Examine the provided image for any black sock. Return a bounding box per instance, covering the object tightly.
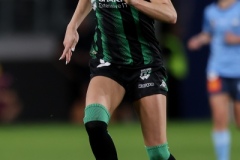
[168,154,176,160]
[85,121,118,160]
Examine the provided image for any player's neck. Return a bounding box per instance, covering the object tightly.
[218,0,236,9]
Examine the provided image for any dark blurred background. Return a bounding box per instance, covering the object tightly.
[0,0,214,124]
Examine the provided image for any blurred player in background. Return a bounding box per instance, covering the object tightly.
[59,0,177,159]
[0,64,22,123]
[188,0,240,159]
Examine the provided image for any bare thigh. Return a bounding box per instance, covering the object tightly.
[233,101,240,128]
[210,93,230,130]
[86,76,125,115]
[134,94,167,146]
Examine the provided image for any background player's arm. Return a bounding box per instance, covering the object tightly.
[125,0,177,23]
[188,32,211,50]
[225,32,240,45]
[59,0,92,64]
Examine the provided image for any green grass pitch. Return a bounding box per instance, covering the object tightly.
[0,121,239,160]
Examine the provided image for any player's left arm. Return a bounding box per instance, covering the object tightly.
[125,0,177,23]
[225,32,240,45]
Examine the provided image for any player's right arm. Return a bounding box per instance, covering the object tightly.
[187,32,211,50]
[59,0,92,64]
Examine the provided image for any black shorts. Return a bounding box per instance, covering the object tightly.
[207,76,240,101]
[89,58,168,101]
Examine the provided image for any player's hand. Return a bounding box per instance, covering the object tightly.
[187,37,201,50]
[59,26,79,65]
[225,32,240,45]
[124,0,140,6]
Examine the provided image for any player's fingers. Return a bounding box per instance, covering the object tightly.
[59,44,71,60]
[59,47,68,60]
[65,53,69,65]
[68,51,72,64]
[65,52,69,65]
[66,49,72,65]
[71,41,78,52]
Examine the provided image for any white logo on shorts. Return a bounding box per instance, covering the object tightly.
[138,83,154,88]
[160,80,168,91]
[160,80,167,88]
[140,68,152,80]
[97,59,111,68]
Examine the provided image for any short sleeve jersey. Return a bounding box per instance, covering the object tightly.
[90,0,163,67]
[203,1,240,77]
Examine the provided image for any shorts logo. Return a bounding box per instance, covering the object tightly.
[138,83,154,88]
[140,68,152,80]
[97,59,111,68]
[160,80,168,91]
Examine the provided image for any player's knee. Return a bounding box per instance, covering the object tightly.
[83,103,110,133]
[146,143,170,160]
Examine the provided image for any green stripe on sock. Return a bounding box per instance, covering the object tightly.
[83,103,110,124]
[146,143,170,160]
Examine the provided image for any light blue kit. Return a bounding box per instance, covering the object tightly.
[203,1,240,78]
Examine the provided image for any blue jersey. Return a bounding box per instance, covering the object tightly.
[203,1,240,77]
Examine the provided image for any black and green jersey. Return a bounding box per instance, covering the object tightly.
[90,0,163,66]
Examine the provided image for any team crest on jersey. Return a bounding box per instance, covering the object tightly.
[140,68,152,80]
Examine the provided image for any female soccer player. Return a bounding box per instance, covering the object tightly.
[60,0,177,159]
[188,0,240,160]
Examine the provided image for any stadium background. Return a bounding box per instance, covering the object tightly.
[0,0,239,160]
